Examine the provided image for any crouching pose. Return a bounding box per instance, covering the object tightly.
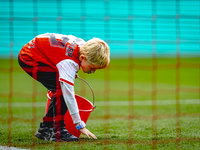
[18,33,110,141]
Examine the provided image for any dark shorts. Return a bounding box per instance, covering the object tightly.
[18,55,68,131]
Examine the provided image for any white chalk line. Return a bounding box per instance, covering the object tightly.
[0,146,29,150]
[0,99,199,107]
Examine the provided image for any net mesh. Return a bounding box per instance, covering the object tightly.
[0,0,199,149]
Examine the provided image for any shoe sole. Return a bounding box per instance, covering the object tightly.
[35,131,49,141]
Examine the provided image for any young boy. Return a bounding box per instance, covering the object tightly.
[18,33,110,142]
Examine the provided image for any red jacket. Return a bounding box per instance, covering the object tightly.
[19,33,84,69]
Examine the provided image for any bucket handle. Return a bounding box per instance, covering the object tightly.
[77,76,96,109]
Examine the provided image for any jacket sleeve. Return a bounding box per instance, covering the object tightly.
[60,82,81,124]
[56,59,81,124]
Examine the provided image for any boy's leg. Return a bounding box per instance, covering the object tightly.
[18,56,56,125]
[49,86,79,141]
[18,57,55,140]
[18,56,79,141]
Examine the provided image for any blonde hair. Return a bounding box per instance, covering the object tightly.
[80,38,110,67]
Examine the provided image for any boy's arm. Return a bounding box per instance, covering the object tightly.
[56,59,82,124]
[61,81,97,139]
[57,59,97,139]
[60,81,81,124]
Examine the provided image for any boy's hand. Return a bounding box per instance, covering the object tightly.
[79,128,97,139]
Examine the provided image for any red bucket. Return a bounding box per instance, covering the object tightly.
[45,77,95,138]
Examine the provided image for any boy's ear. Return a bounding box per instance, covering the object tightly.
[79,54,86,61]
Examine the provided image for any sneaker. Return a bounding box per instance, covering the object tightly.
[50,127,79,142]
[35,126,53,141]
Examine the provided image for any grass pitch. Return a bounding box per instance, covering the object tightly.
[0,57,199,150]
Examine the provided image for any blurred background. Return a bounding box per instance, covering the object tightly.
[1,0,199,58]
[0,0,200,149]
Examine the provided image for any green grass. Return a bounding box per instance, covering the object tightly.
[0,57,200,149]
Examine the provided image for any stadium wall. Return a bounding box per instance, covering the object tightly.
[0,0,199,58]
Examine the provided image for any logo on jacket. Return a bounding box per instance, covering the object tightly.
[66,45,74,57]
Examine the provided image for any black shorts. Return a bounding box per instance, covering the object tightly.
[18,55,68,130]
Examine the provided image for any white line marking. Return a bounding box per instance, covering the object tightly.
[0,99,199,107]
[97,99,200,106]
[0,146,29,150]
